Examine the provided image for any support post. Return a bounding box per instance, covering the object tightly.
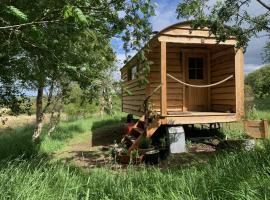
[160,41,167,117]
[235,48,244,120]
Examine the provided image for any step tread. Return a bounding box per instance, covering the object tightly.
[133,127,145,135]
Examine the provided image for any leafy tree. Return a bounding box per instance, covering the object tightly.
[245,65,270,98]
[177,0,270,49]
[0,0,155,142]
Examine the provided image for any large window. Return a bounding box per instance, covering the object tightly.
[128,66,137,81]
[188,57,204,80]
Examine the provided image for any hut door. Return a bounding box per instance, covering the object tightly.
[184,53,209,112]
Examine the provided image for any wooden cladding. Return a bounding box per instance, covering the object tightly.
[120,21,243,120]
[121,67,146,116]
[211,48,236,112]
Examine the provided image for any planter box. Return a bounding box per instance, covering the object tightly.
[138,146,155,155]
[243,119,269,139]
[117,154,144,164]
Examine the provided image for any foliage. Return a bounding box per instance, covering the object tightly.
[1,142,270,199]
[139,136,152,149]
[0,110,270,199]
[245,64,270,98]
[246,105,260,120]
[177,0,270,49]
[0,0,155,140]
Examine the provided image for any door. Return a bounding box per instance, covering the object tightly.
[184,53,209,112]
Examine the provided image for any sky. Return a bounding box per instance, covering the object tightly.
[112,0,269,79]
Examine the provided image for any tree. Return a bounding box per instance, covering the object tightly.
[0,0,155,142]
[177,0,270,49]
[245,65,270,98]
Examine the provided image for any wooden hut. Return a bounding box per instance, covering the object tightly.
[120,21,244,149]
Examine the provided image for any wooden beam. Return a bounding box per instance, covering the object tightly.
[160,41,167,118]
[158,35,237,45]
[235,48,244,120]
[182,50,187,111]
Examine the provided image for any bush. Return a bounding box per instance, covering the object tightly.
[246,65,270,98]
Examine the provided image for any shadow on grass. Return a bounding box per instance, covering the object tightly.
[0,119,88,161]
[91,118,124,147]
[0,125,39,160]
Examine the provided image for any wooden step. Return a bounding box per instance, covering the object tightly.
[137,120,145,129]
[133,127,145,135]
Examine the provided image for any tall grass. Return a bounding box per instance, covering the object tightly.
[0,112,125,160]
[254,96,270,122]
[1,144,270,199]
[1,109,270,199]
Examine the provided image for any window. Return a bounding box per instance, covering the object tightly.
[188,57,204,80]
[128,66,137,81]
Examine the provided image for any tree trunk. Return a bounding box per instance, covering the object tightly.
[32,85,44,143]
[48,109,61,136]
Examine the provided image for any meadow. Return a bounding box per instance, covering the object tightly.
[0,98,269,200]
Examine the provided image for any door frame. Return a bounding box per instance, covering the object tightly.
[181,49,211,112]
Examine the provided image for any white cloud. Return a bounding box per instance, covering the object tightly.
[244,64,264,74]
[150,1,179,31]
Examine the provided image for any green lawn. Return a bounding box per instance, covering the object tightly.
[0,109,270,199]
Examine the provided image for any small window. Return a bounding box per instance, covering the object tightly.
[128,66,137,81]
[188,57,204,80]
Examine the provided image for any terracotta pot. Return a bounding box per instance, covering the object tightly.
[138,146,155,155]
[118,154,131,164]
[118,154,144,164]
[132,155,144,164]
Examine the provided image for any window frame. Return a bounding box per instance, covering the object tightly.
[188,57,204,80]
[128,65,137,81]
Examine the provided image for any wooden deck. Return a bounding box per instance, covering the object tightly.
[156,110,237,124]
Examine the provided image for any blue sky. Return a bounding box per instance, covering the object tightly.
[112,0,268,78]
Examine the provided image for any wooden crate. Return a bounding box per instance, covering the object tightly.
[243,120,269,139]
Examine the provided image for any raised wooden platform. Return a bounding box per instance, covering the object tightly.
[157,111,237,124]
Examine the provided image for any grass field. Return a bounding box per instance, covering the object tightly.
[0,98,270,199]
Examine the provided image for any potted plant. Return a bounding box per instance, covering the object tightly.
[158,137,168,160]
[117,145,131,164]
[145,149,160,165]
[138,136,154,155]
[130,149,144,164]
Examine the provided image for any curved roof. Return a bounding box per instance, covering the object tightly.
[120,20,235,71]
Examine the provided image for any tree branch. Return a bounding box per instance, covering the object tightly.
[0,20,60,30]
[256,0,270,11]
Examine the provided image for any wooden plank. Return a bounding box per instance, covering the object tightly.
[212,93,236,100]
[211,75,235,83]
[150,94,183,101]
[123,104,141,111]
[235,48,244,120]
[212,104,236,112]
[211,99,236,105]
[123,95,145,101]
[158,35,236,45]
[211,86,235,94]
[123,89,145,96]
[123,100,144,106]
[123,108,144,116]
[207,52,211,111]
[211,54,234,66]
[182,49,187,111]
[161,41,167,116]
[211,47,234,60]
[263,120,269,138]
[212,66,235,77]
[211,80,235,87]
[166,115,237,124]
[244,120,269,139]
[163,29,212,37]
